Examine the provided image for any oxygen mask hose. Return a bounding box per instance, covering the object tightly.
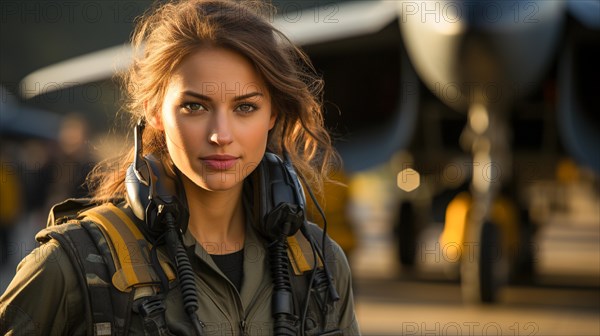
[162,209,204,336]
[269,234,297,336]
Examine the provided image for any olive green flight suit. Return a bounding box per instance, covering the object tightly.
[0,214,360,335]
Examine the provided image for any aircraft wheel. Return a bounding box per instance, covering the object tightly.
[461,221,508,303]
[397,202,418,267]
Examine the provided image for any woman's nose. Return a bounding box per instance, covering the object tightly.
[208,130,233,145]
[208,116,233,146]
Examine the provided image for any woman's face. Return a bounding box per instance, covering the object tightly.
[152,47,276,192]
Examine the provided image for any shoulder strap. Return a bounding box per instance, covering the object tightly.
[78,203,176,292]
[287,229,322,275]
[37,220,132,336]
[39,200,177,335]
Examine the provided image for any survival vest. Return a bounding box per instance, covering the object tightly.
[37,198,340,336]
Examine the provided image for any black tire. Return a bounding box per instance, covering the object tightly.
[479,221,503,303]
[461,220,508,303]
[397,202,418,267]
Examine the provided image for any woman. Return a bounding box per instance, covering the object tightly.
[0,0,360,335]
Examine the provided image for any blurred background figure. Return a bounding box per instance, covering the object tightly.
[19,140,55,214]
[45,113,95,207]
[0,142,23,272]
[0,86,62,292]
[0,110,97,293]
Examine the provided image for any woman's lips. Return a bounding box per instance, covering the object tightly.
[201,155,238,170]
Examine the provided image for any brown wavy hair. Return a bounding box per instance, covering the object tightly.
[88,0,340,201]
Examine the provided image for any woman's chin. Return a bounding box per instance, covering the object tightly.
[193,173,245,192]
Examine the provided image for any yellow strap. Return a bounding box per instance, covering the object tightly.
[287,236,309,275]
[81,207,141,289]
[80,204,175,292]
[287,233,322,275]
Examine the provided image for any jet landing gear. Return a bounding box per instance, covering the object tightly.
[459,104,513,303]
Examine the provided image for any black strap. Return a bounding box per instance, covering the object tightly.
[48,230,95,336]
[60,224,115,335]
[81,221,134,335]
[52,222,134,336]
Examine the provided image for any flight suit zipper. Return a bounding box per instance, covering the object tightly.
[225,278,248,336]
[239,319,247,336]
[238,280,271,335]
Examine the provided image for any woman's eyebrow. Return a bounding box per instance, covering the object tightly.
[181,90,263,101]
[233,92,263,101]
[182,90,212,101]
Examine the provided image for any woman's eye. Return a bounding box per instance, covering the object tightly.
[235,103,257,114]
[183,103,206,112]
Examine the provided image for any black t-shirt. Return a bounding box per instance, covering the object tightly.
[210,249,244,292]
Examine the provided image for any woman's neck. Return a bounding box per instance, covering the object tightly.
[181,176,246,255]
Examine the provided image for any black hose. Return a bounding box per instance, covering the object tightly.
[301,237,319,335]
[302,234,334,332]
[302,226,340,304]
[163,212,204,336]
[268,236,297,336]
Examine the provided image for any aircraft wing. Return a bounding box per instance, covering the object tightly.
[17,0,418,172]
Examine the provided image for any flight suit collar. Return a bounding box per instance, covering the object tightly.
[181,211,269,311]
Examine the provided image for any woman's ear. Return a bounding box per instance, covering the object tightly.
[145,101,164,130]
[269,110,277,130]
